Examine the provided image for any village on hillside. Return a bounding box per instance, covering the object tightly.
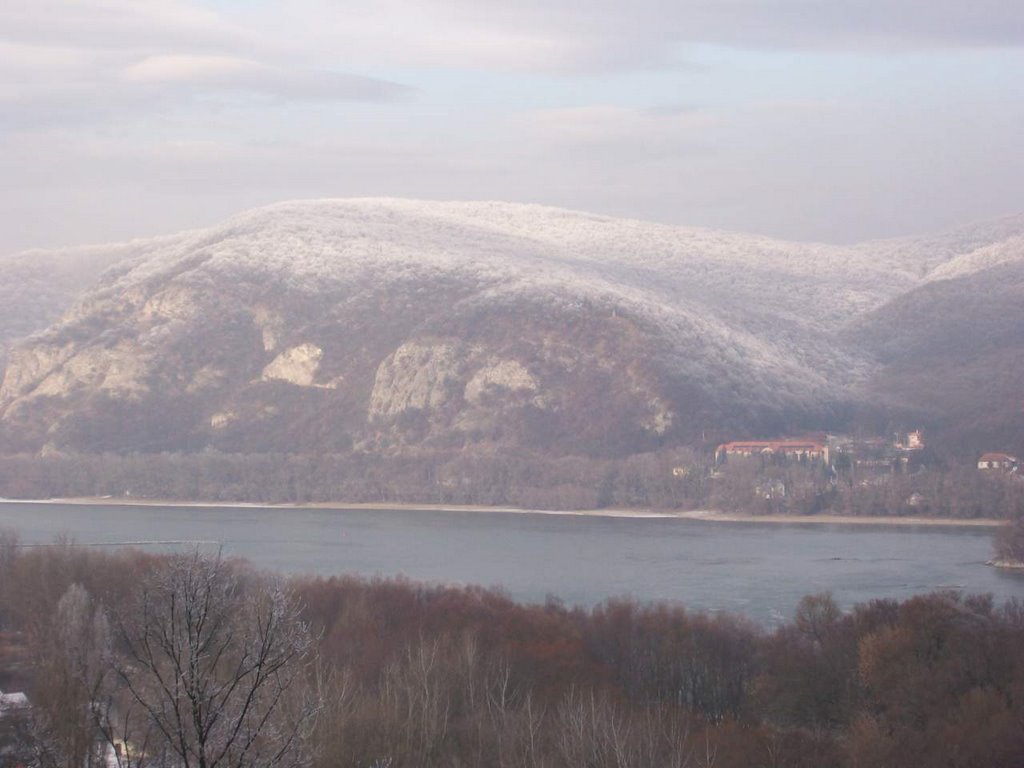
[707,429,1020,512]
[717,429,1018,475]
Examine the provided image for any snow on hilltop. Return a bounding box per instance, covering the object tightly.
[80,198,921,325]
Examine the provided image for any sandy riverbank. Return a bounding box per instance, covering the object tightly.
[0,497,1007,528]
[988,558,1024,570]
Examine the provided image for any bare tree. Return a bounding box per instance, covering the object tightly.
[995,516,1024,564]
[113,552,319,768]
[31,583,110,768]
[0,528,18,631]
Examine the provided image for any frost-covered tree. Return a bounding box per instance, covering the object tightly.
[31,583,111,768]
[113,552,319,768]
[995,516,1024,565]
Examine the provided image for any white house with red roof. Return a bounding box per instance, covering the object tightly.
[978,452,1019,471]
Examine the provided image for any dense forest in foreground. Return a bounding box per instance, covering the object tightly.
[2,539,1024,767]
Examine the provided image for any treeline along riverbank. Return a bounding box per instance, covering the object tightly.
[1,536,1023,767]
[2,450,1024,519]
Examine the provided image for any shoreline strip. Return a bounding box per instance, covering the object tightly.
[0,497,1006,528]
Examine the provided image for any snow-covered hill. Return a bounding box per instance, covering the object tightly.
[1,199,1022,457]
[853,212,1024,281]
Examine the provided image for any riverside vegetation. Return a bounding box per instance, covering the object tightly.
[2,450,1024,518]
[2,538,1024,767]
[3,450,1024,564]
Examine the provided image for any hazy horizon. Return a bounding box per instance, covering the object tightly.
[3,0,1024,256]
[7,195,1024,259]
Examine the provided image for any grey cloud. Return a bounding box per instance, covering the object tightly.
[120,55,411,102]
[0,0,246,52]
[0,2,412,130]
[644,103,704,118]
[266,70,412,101]
[328,0,1024,72]
[0,69,408,132]
[438,0,1024,50]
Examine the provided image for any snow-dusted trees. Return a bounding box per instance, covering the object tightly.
[31,583,111,768]
[995,515,1024,565]
[112,552,320,768]
[24,553,320,768]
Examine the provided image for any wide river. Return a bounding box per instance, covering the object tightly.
[2,502,1022,624]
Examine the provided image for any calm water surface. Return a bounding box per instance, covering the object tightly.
[2,502,1022,624]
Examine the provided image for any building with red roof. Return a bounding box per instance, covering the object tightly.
[716,438,829,464]
[978,453,1018,471]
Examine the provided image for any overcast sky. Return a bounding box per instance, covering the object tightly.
[2,0,1024,254]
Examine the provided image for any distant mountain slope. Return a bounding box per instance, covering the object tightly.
[0,242,155,369]
[1,199,1022,459]
[846,256,1024,457]
[852,212,1024,281]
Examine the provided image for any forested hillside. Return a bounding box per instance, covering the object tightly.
[847,257,1024,457]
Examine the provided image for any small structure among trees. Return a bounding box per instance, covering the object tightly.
[889,429,926,451]
[978,452,1019,472]
[0,689,31,767]
[715,437,830,465]
[0,690,29,713]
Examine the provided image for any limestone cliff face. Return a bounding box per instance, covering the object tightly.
[29,341,151,400]
[0,284,689,456]
[0,343,76,402]
[262,343,328,388]
[464,359,537,405]
[369,341,464,418]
